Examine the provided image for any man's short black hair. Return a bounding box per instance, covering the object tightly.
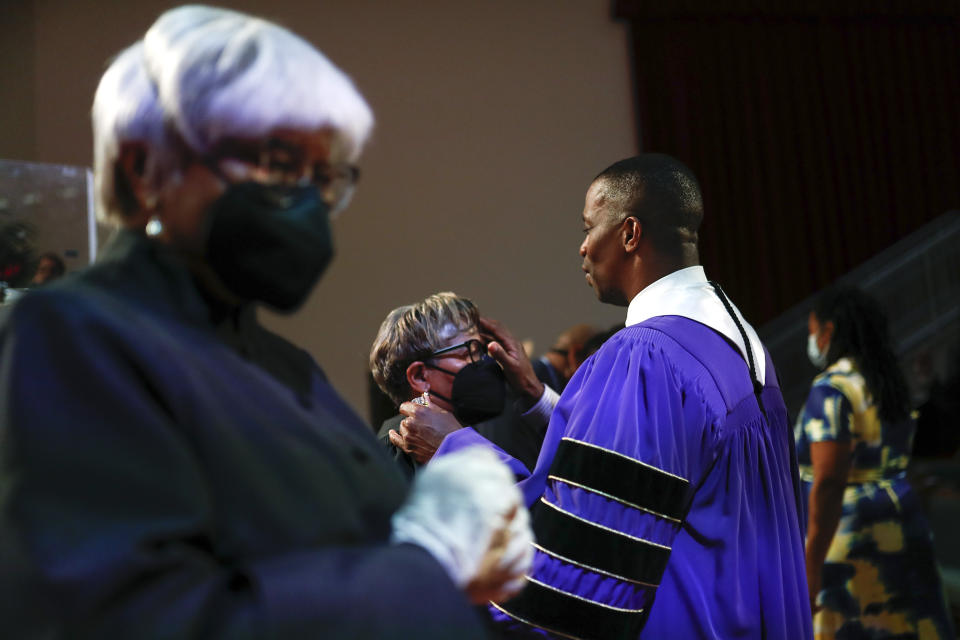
[593,153,703,253]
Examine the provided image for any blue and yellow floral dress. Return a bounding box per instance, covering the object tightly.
[796,357,953,640]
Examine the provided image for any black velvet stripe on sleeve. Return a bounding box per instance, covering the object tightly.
[496,578,649,640]
[550,438,690,521]
[532,499,671,586]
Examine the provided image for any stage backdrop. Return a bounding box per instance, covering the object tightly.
[614,0,960,324]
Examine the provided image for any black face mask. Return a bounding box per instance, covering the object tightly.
[426,356,506,426]
[204,182,333,312]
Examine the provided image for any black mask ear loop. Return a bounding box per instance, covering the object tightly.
[420,362,454,404]
[424,388,452,405]
[709,281,767,421]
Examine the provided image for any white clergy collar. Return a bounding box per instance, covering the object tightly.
[625,265,766,384]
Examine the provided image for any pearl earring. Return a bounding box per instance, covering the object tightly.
[145,215,163,237]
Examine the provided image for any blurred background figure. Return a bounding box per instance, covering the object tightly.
[532,322,598,393]
[0,6,531,638]
[580,322,624,361]
[369,292,557,478]
[0,220,37,304]
[29,251,65,286]
[796,286,953,639]
[913,344,960,460]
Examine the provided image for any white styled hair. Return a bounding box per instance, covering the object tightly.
[92,43,167,223]
[91,4,374,224]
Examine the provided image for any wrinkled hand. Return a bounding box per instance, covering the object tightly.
[479,315,544,407]
[389,400,463,464]
[390,447,534,604]
[465,503,532,603]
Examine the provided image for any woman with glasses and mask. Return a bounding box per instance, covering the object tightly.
[0,6,533,638]
[796,286,952,639]
[370,292,559,478]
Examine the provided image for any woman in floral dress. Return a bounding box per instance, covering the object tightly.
[796,286,953,639]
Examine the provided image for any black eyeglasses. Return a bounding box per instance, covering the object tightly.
[428,339,487,363]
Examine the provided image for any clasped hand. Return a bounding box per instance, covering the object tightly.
[389,447,533,605]
[389,401,463,464]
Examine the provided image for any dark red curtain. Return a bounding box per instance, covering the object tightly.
[614,1,960,324]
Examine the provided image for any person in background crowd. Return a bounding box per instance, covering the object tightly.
[531,323,597,393]
[580,322,624,360]
[797,286,953,639]
[30,251,66,286]
[0,6,531,638]
[370,292,558,478]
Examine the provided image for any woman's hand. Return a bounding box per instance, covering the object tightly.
[804,439,851,616]
[464,504,531,603]
[805,559,822,614]
[389,447,533,604]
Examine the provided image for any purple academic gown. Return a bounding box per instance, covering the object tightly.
[437,315,812,639]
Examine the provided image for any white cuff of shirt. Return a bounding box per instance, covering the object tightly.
[520,384,559,426]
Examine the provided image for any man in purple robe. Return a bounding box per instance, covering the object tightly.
[430,154,813,638]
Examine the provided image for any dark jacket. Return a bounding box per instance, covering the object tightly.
[0,229,487,639]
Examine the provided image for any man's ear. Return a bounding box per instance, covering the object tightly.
[406,361,430,395]
[621,216,642,252]
[116,141,158,213]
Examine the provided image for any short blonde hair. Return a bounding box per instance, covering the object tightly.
[370,292,479,406]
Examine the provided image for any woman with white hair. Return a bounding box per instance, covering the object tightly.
[0,6,530,638]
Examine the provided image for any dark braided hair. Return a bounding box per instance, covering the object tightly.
[813,286,910,423]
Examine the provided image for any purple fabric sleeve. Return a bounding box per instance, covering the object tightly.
[435,427,533,481]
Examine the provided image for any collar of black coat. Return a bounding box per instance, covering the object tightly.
[96,228,254,334]
[95,228,316,399]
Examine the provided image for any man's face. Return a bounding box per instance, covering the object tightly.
[580,180,627,305]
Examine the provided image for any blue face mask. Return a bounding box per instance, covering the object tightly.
[807,333,829,369]
[204,182,333,312]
